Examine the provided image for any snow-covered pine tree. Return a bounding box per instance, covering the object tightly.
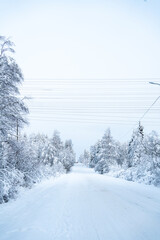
[127,122,145,168]
[51,130,63,159]
[95,129,116,174]
[61,140,75,172]
[89,140,101,168]
[143,131,160,185]
[78,149,90,167]
[0,36,28,202]
[0,36,28,139]
[115,141,127,167]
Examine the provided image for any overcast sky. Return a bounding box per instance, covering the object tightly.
[1,0,160,156]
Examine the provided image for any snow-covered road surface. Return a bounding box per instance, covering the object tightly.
[0,164,160,240]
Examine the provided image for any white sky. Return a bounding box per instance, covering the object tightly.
[1,0,160,156]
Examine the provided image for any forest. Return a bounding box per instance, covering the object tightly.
[0,36,75,203]
[79,125,160,186]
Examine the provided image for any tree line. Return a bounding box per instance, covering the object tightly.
[79,124,160,186]
[0,36,75,203]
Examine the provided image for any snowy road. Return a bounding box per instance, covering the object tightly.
[0,164,160,240]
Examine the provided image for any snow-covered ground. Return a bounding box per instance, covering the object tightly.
[0,164,160,240]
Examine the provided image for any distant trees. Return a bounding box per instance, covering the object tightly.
[0,131,76,203]
[0,130,76,203]
[0,36,76,204]
[79,150,90,167]
[79,125,160,186]
[61,139,76,172]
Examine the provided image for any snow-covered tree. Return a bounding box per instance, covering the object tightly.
[89,140,101,168]
[0,36,76,204]
[143,131,160,185]
[42,140,57,167]
[95,129,116,174]
[0,36,28,140]
[51,131,63,158]
[80,125,160,186]
[127,122,145,168]
[61,140,75,172]
[144,131,160,159]
[78,149,90,167]
[115,142,127,167]
[0,36,28,202]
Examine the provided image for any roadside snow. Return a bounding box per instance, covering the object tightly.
[0,163,160,240]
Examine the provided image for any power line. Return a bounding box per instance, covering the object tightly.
[29,115,160,120]
[29,107,160,110]
[21,96,160,100]
[28,110,160,115]
[28,117,160,126]
[23,82,148,85]
[21,93,160,96]
[28,117,158,123]
[28,108,160,112]
[121,95,160,139]
[24,78,160,81]
[20,77,160,136]
[139,96,160,122]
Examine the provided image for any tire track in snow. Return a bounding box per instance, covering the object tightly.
[50,176,73,240]
[0,164,160,240]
